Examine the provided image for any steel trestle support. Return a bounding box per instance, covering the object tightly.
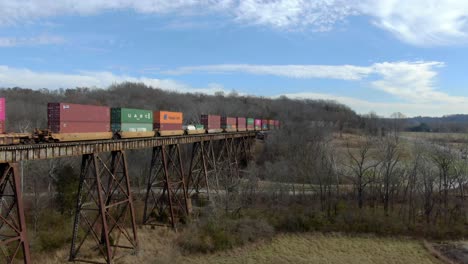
[69,151,138,264]
[143,145,189,229]
[0,163,31,264]
[186,141,219,201]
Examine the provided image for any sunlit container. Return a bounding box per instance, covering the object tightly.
[48,103,110,123]
[48,103,110,133]
[49,121,110,133]
[237,117,246,131]
[154,111,183,124]
[262,119,268,130]
[153,111,184,136]
[111,108,153,124]
[268,119,275,130]
[201,114,222,133]
[221,116,237,132]
[0,98,5,121]
[247,118,254,131]
[184,124,205,135]
[0,98,5,133]
[274,120,280,129]
[254,119,262,130]
[111,123,153,132]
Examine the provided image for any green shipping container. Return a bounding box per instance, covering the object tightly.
[112,123,153,132]
[111,108,153,124]
[247,118,254,124]
[194,124,204,129]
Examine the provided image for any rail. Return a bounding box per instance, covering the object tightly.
[0,131,257,163]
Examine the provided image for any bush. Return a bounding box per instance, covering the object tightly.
[178,215,274,253]
[34,210,71,252]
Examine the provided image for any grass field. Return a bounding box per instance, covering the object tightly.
[36,230,443,264]
[181,234,443,264]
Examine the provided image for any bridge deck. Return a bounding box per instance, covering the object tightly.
[0,131,257,163]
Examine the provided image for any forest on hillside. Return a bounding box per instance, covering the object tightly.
[0,83,467,262]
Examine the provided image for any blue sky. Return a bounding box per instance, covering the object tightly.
[1,1,468,117]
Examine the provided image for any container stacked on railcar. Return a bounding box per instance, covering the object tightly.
[154,111,184,136]
[274,120,280,129]
[111,108,154,138]
[221,116,237,132]
[0,98,5,134]
[47,103,112,141]
[268,119,275,130]
[201,114,222,133]
[237,117,247,132]
[246,118,254,131]
[184,124,205,135]
[261,119,268,130]
[254,119,261,131]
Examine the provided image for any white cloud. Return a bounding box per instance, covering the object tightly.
[0,35,64,47]
[359,1,468,46]
[1,1,468,45]
[280,92,468,117]
[163,64,372,80]
[162,61,468,108]
[0,65,225,94]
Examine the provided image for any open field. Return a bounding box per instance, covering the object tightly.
[35,229,444,264]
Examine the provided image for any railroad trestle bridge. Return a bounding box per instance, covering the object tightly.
[0,131,257,263]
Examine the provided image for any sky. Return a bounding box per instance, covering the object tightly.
[1,1,468,117]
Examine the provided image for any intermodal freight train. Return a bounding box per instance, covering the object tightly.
[0,100,280,145]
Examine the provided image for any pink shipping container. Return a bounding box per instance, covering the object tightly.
[254,119,262,130]
[0,98,5,121]
[49,122,110,133]
[201,115,221,130]
[237,117,246,131]
[48,103,110,123]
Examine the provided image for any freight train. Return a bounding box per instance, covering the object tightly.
[0,100,280,145]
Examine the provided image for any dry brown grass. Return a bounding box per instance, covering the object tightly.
[182,233,443,264]
[36,229,443,264]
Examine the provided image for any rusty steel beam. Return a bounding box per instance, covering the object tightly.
[0,132,257,163]
[143,145,189,229]
[0,163,31,264]
[69,151,138,264]
[186,141,219,201]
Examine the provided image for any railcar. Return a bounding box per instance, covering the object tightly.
[0,99,279,145]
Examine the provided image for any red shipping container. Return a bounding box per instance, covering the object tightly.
[237,117,246,131]
[262,119,268,130]
[154,123,182,130]
[268,119,275,129]
[221,116,237,129]
[49,121,110,133]
[201,115,221,130]
[0,98,5,121]
[0,120,4,134]
[48,103,110,123]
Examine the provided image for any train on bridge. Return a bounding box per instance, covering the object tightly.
[0,99,280,145]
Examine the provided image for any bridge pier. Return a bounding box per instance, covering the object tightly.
[69,150,138,264]
[186,140,219,201]
[0,163,31,264]
[143,145,189,229]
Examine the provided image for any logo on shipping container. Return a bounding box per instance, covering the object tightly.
[63,105,70,109]
[164,114,167,120]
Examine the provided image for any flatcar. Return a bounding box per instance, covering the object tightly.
[0,99,280,145]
